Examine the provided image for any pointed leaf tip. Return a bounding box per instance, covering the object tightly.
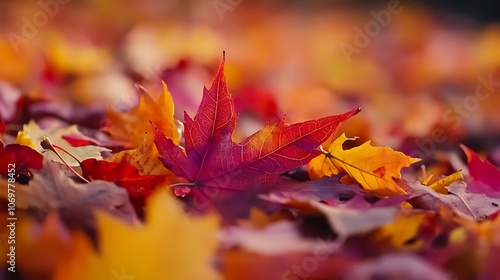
[155,56,359,196]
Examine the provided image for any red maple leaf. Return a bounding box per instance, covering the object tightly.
[153,55,360,199]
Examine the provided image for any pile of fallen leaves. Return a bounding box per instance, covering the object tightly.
[1,54,500,280]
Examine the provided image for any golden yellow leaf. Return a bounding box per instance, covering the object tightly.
[426,170,463,194]
[308,134,420,196]
[107,84,181,186]
[105,82,179,147]
[52,190,220,280]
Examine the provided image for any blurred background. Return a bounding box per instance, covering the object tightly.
[1,0,500,169]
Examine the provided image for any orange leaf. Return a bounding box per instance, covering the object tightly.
[105,83,179,147]
[52,190,220,280]
[309,134,420,196]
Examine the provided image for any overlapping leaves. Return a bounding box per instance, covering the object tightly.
[153,56,360,196]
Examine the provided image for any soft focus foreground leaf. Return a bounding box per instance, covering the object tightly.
[311,201,399,241]
[17,121,110,166]
[153,56,360,195]
[224,250,355,280]
[105,83,179,147]
[221,221,337,255]
[371,212,429,250]
[52,190,220,280]
[15,213,74,279]
[471,214,500,279]
[309,134,420,196]
[344,254,449,280]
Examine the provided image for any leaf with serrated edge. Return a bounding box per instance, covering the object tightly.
[153,55,359,194]
[309,133,420,196]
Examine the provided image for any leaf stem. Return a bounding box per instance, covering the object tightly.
[167,182,198,188]
[40,137,90,183]
[325,152,389,182]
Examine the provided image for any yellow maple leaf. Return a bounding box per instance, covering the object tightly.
[109,137,168,176]
[424,170,463,194]
[105,82,179,147]
[308,134,420,196]
[52,190,220,280]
